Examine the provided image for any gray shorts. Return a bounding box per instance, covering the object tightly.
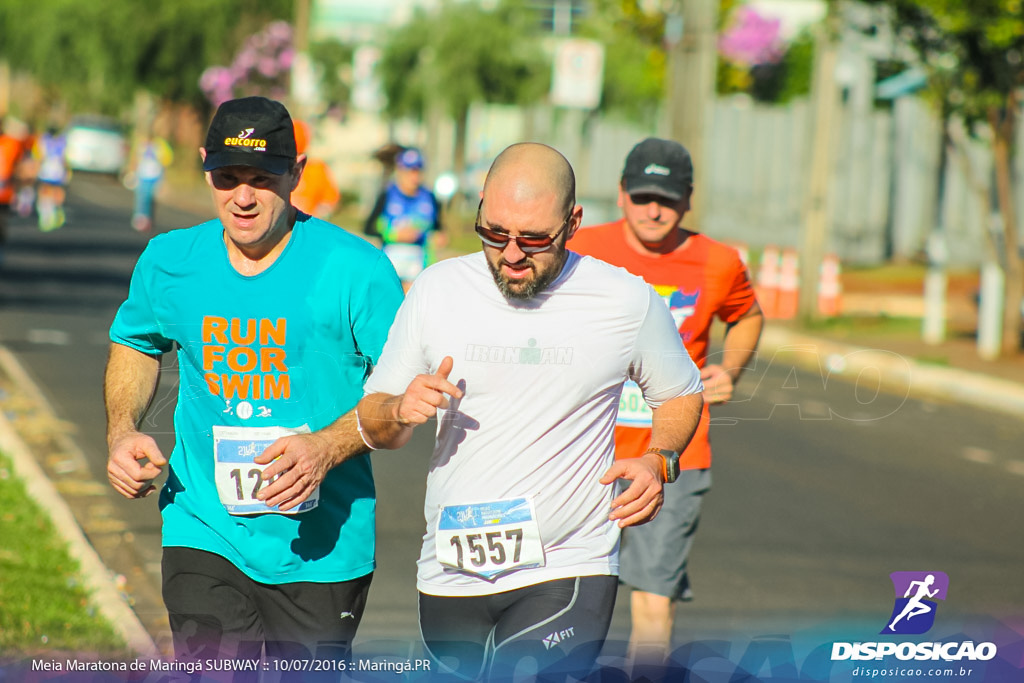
[618,468,711,600]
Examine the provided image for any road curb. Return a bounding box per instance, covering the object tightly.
[0,345,158,657]
[761,328,1024,419]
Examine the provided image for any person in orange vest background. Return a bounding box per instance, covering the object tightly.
[290,119,340,219]
[0,119,30,260]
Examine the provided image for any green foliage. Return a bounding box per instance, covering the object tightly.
[309,39,354,109]
[717,60,752,96]
[765,30,815,103]
[580,0,812,119]
[0,0,291,119]
[0,452,126,654]
[863,0,1024,124]
[576,0,666,123]
[376,0,548,123]
[376,12,430,121]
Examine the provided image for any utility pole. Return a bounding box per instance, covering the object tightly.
[289,0,314,119]
[294,0,310,54]
[798,10,841,320]
[664,0,719,230]
[0,60,9,117]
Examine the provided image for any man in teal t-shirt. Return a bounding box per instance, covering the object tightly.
[105,97,403,663]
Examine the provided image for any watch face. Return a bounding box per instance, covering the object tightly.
[646,448,680,482]
[663,450,680,483]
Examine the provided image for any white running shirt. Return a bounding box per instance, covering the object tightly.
[364,251,702,596]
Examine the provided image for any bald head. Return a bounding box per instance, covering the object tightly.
[483,143,576,215]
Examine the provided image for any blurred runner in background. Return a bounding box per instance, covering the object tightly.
[11,122,38,218]
[0,120,29,261]
[364,146,445,289]
[290,119,340,219]
[130,133,173,232]
[35,126,70,232]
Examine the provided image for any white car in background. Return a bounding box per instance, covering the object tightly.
[64,116,128,176]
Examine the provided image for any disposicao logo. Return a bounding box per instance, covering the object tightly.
[830,571,997,663]
[882,571,948,635]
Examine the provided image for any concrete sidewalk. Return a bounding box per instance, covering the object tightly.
[760,326,1024,420]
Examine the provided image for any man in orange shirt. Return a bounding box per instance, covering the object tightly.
[571,137,763,665]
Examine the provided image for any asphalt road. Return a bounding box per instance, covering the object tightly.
[1,174,1022,667]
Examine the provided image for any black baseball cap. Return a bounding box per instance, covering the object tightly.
[621,137,693,201]
[202,96,297,175]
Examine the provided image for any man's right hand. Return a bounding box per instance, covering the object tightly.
[395,356,463,426]
[107,432,167,499]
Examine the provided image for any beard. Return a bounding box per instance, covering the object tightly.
[486,255,564,300]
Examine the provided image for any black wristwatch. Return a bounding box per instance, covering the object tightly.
[645,448,681,484]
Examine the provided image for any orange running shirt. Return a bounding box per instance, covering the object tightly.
[570,219,756,469]
[0,134,26,205]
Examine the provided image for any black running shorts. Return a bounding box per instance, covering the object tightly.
[162,546,372,663]
[418,574,617,682]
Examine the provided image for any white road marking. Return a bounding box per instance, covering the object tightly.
[961,447,994,464]
[27,329,71,346]
[1005,461,1024,477]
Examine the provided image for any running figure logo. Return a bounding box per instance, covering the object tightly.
[881,571,949,635]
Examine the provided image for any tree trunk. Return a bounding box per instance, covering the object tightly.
[447,106,470,237]
[798,18,840,321]
[453,106,468,180]
[666,0,719,230]
[990,106,1023,356]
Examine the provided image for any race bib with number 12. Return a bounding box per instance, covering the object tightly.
[212,425,318,515]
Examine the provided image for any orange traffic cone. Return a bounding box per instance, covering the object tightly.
[776,248,799,320]
[818,253,842,316]
[755,245,780,319]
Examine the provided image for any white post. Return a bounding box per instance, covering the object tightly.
[922,231,947,345]
[977,261,1004,360]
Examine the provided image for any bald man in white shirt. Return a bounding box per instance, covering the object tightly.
[357,142,704,682]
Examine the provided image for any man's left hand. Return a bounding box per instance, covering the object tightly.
[701,364,735,404]
[255,434,336,511]
[600,453,664,528]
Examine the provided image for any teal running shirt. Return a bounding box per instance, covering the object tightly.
[110,214,403,583]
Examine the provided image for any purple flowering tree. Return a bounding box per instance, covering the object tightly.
[718,6,784,67]
[199,21,295,107]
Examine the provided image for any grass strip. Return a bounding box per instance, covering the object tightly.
[0,451,125,655]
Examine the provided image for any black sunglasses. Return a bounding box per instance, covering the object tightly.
[474,201,573,253]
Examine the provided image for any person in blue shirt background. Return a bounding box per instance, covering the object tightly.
[130,134,173,232]
[364,146,446,288]
[34,126,69,232]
